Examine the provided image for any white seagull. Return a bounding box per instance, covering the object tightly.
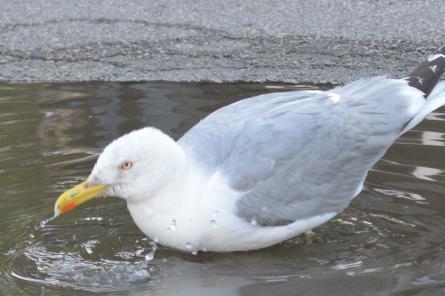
[54,46,445,253]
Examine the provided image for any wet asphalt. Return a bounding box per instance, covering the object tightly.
[0,0,444,83]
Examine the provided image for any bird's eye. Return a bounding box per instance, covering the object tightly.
[119,160,133,171]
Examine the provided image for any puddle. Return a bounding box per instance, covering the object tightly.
[0,82,445,295]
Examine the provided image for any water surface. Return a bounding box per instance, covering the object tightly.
[1,82,445,295]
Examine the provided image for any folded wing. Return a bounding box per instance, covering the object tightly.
[179,77,426,226]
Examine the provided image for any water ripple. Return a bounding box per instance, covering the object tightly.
[2,217,159,293]
[1,82,445,295]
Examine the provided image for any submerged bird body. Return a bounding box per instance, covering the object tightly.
[55,47,445,252]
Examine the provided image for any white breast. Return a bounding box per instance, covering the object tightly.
[127,170,337,252]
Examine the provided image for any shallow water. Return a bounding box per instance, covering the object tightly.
[1,81,445,295]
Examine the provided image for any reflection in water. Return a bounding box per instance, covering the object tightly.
[1,82,445,295]
[412,166,443,182]
[420,131,445,147]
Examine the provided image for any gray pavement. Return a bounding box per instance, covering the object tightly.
[0,0,444,83]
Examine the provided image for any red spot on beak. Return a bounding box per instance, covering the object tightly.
[62,202,76,213]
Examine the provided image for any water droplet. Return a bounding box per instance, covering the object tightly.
[167,219,177,231]
[250,219,258,226]
[185,242,192,249]
[145,243,158,262]
[192,250,198,255]
[261,206,267,212]
[145,252,155,262]
[153,237,159,243]
[81,240,99,255]
[212,210,219,218]
[84,246,93,255]
[162,257,168,263]
[210,219,218,228]
[85,216,103,221]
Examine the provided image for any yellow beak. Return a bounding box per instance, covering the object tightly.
[54,180,108,216]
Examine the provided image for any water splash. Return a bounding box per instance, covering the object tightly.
[7,242,158,293]
[5,214,160,293]
[145,240,158,263]
[37,216,57,230]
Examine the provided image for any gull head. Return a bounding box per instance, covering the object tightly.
[53,127,186,216]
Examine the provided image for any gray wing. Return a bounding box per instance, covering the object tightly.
[178,77,425,226]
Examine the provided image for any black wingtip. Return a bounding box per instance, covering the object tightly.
[406,44,445,97]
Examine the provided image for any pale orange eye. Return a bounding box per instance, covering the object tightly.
[119,160,133,171]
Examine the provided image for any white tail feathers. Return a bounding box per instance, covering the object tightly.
[401,80,445,134]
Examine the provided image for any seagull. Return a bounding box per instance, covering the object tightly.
[54,45,445,253]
